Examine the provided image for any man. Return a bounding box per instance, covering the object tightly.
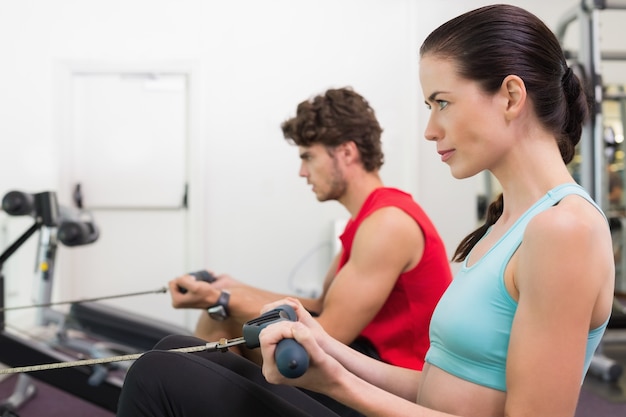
[169,87,451,370]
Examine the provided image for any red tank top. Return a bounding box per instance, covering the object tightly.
[338,187,452,370]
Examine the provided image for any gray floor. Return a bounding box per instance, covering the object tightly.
[0,374,115,417]
[576,334,626,417]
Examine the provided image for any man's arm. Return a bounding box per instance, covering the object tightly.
[314,206,425,344]
[169,206,422,345]
[169,273,323,322]
[168,252,339,328]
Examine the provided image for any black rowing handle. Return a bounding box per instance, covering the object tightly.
[177,270,216,294]
[243,304,309,378]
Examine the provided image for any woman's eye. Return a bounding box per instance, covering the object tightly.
[424,100,448,111]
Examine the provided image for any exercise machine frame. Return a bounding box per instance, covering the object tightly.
[556,0,626,383]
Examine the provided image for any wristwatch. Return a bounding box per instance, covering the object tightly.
[207,290,230,321]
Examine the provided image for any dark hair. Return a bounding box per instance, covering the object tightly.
[420,4,590,262]
[281,87,384,171]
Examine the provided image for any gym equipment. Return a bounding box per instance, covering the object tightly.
[0,304,309,379]
[556,0,626,384]
[0,189,306,410]
[0,191,62,329]
[587,297,626,381]
[177,269,216,294]
[0,190,108,412]
[56,206,99,247]
[0,287,167,312]
[240,304,309,378]
[0,190,193,412]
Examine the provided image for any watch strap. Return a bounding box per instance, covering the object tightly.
[207,290,230,320]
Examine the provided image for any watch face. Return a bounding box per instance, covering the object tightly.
[208,305,227,321]
[208,290,230,321]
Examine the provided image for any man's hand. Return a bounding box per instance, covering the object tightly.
[168,271,244,309]
[210,273,240,291]
[168,273,219,309]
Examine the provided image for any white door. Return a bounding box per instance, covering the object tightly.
[56,68,200,330]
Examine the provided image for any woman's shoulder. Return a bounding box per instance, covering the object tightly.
[528,192,607,238]
[519,193,613,286]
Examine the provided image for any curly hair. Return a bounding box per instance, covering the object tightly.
[281,87,384,171]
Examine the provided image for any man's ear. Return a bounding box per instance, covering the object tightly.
[337,141,359,165]
[501,74,527,121]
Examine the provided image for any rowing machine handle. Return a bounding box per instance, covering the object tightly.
[177,270,216,294]
[275,338,309,379]
[243,304,309,378]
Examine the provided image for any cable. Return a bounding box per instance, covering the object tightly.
[286,241,331,296]
[0,343,212,375]
[0,287,167,312]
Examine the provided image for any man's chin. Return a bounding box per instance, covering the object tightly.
[314,192,329,202]
[316,194,338,203]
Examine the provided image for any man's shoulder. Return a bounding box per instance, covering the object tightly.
[366,187,421,210]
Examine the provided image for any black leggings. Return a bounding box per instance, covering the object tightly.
[116,335,366,417]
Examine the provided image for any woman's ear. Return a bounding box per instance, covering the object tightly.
[501,74,527,121]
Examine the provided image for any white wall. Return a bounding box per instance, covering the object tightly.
[0,0,623,330]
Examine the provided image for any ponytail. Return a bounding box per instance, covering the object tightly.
[453,193,504,262]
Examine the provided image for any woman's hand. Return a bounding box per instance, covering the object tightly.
[258,298,346,394]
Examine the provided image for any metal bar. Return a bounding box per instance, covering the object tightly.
[605,92,626,100]
[590,7,605,207]
[0,222,41,265]
[80,206,186,211]
[555,3,582,42]
[593,0,626,10]
[564,50,626,61]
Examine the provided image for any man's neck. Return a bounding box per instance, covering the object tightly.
[339,173,384,218]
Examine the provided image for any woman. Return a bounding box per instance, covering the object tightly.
[117,5,614,417]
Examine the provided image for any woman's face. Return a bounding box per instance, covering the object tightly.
[419,55,512,179]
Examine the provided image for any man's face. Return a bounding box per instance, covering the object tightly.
[298,144,347,202]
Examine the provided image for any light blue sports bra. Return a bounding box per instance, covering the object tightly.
[425,183,609,391]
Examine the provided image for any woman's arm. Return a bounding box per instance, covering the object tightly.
[259,300,453,417]
[504,202,613,416]
[261,299,421,401]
